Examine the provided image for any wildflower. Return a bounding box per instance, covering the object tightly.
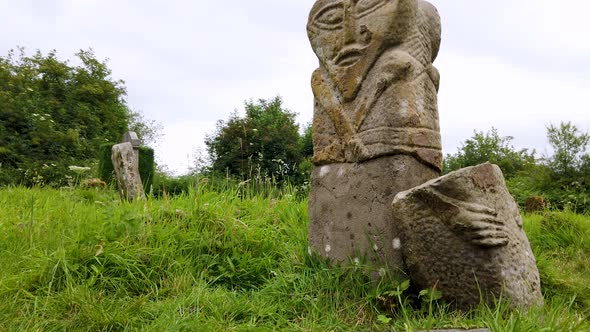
[69,165,91,173]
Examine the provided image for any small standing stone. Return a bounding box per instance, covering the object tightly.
[122,131,141,160]
[111,142,144,201]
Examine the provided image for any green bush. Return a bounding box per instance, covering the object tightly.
[138,146,154,192]
[98,144,116,186]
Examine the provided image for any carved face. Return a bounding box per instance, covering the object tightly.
[308,0,416,101]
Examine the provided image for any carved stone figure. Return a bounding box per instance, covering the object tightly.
[307,0,442,266]
[392,163,543,309]
[306,0,542,309]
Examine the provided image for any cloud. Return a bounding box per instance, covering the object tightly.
[438,50,590,156]
[1,0,588,174]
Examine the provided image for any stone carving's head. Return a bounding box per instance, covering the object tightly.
[307,0,417,100]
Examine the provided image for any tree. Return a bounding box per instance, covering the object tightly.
[443,128,536,178]
[300,122,314,159]
[128,109,164,148]
[546,122,589,178]
[0,47,160,186]
[205,96,302,182]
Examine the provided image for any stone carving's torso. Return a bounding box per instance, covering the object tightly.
[308,0,442,171]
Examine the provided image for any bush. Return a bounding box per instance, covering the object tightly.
[98,144,116,186]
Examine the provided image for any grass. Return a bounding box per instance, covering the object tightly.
[0,183,588,331]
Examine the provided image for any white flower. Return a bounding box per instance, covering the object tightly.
[69,165,91,173]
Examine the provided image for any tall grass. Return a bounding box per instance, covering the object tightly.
[0,184,588,331]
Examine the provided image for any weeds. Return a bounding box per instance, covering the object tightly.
[0,185,588,331]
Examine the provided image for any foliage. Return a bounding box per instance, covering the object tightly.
[205,96,302,183]
[508,122,590,213]
[300,122,314,159]
[524,212,590,310]
[547,122,589,178]
[98,143,116,186]
[0,186,588,331]
[0,47,159,187]
[443,128,536,178]
[138,146,155,192]
[128,109,164,148]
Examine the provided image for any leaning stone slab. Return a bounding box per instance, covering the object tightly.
[112,142,144,201]
[392,163,542,309]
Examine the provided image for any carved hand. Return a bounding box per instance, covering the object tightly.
[416,187,510,248]
[451,201,509,248]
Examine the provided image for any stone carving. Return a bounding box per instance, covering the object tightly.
[307,0,442,265]
[307,0,442,167]
[122,131,141,147]
[122,131,141,160]
[306,0,542,309]
[392,163,542,309]
[111,142,144,201]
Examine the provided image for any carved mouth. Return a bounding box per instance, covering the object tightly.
[333,47,365,67]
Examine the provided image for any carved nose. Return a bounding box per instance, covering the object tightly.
[343,5,357,44]
[343,10,371,45]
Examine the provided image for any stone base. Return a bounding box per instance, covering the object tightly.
[308,155,438,269]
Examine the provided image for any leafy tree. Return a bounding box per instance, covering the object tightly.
[205,96,302,182]
[300,122,314,159]
[443,128,536,178]
[546,122,589,178]
[128,109,164,148]
[0,47,160,186]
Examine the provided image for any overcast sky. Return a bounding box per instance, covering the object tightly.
[1,0,589,174]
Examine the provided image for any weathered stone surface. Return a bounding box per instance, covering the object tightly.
[112,142,144,201]
[122,131,141,160]
[307,0,443,265]
[392,163,543,309]
[122,131,141,148]
[309,155,438,267]
[307,0,442,170]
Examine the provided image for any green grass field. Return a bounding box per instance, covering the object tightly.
[0,184,588,331]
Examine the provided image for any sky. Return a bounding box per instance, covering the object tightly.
[1,0,589,175]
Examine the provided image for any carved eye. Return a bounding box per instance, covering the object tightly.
[355,0,388,17]
[313,3,345,30]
